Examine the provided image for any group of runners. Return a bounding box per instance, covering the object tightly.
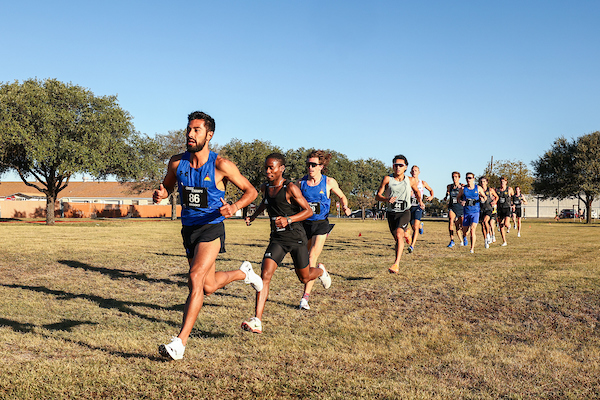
[153,111,527,360]
[154,111,352,360]
[441,171,527,254]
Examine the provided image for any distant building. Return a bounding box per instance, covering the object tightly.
[0,181,179,219]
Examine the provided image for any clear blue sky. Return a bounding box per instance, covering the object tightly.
[2,0,599,197]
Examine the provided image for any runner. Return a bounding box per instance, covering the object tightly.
[375,155,424,273]
[478,176,498,248]
[443,172,464,247]
[242,153,331,334]
[496,176,514,246]
[154,111,262,360]
[512,186,528,237]
[296,150,351,310]
[457,172,487,253]
[407,165,434,253]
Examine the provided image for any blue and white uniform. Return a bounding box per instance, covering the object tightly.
[462,185,481,226]
[299,175,332,239]
[176,151,226,257]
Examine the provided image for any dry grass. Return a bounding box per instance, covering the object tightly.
[1,217,599,399]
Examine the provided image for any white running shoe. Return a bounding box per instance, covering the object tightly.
[240,261,263,292]
[470,249,474,254]
[299,298,310,310]
[502,242,507,247]
[484,240,489,249]
[492,235,496,243]
[241,317,262,334]
[318,264,331,289]
[517,232,521,237]
[158,337,185,360]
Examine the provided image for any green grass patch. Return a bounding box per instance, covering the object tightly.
[1,218,599,399]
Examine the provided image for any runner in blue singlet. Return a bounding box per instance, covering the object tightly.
[153,111,260,360]
[457,172,487,253]
[296,150,351,310]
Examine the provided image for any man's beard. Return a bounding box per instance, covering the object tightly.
[187,139,207,153]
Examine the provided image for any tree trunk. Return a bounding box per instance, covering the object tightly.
[170,191,178,220]
[46,194,56,225]
[586,196,593,224]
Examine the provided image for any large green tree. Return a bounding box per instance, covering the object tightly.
[532,131,600,223]
[0,78,157,225]
[482,159,534,193]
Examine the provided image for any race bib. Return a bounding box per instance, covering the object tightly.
[411,197,419,206]
[182,186,208,208]
[450,197,457,205]
[394,200,408,211]
[499,197,506,204]
[308,202,321,214]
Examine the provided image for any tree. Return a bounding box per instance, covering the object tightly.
[0,78,157,225]
[220,139,282,212]
[349,158,389,219]
[482,158,534,193]
[532,131,600,224]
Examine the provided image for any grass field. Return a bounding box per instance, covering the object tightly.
[1,217,599,399]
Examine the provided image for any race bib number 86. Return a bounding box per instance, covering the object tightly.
[182,186,208,208]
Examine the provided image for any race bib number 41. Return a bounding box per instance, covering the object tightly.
[182,186,208,208]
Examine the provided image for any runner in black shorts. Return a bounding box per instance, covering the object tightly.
[496,176,514,246]
[296,150,351,310]
[242,153,330,334]
[154,111,261,360]
[375,154,423,273]
[443,172,464,247]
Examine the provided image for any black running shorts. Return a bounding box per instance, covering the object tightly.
[387,209,411,233]
[181,222,225,258]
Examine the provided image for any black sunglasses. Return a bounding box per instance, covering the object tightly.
[306,162,321,168]
[393,163,406,168]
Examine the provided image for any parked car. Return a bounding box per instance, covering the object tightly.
[350,209,374,219]
[559,209,575,219]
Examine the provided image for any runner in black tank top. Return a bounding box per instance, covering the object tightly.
[242,153,330,334]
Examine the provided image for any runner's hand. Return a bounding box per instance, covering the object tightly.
[219,198,236,218]
[153,184,168,204]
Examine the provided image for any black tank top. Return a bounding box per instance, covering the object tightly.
[497,188,511,209]
[481,187,492,211]
[264,180,303,237]
[512,194,522,208]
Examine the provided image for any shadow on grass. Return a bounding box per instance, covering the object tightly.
[0,317,98,333]
[1,283,185,327]
[58,259,188,288]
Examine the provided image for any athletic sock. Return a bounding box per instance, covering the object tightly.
[302,293,310,301]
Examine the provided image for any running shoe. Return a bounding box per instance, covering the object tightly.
[419,223,424,235]
[388,263,399,274]
[299,298,310,310]
[158,337,185,360]
[240,261,263,292]
[492,235,497,243]
[318,264,331,289]
[470,249,474,254]
[408,245,414,253]
[517,232,521,237]
[447,240,455,248]
[241,317,262,334]
[501,242,507,247]
[484,239,489,249]
[463,237,468,247]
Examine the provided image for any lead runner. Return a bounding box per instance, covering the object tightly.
[153,111,262,360]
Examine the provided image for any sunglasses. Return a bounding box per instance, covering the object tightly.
[393,163,406,168]
[306,162,321,168]
[466,176,474,180]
